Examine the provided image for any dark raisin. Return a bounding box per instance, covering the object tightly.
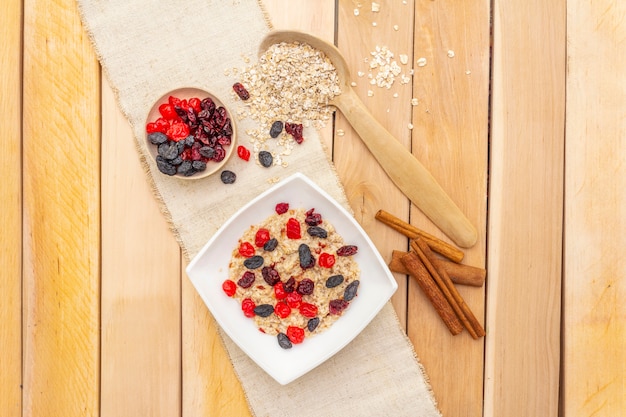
[253,304,274,317]
[192,160,207,172]
[297,278,314,295]
[337,245,358,256]
[156,156,177,176]
[243,255,264,269]
[344,280,360,301]
[269,121,283,138]
[329,299,349,315]
[199,146,215,159]
[298,244,315,269]
[184,135,195,147]
[261,266,281,286]
[258,150,273,167]
[170,155,183,166]
[277,332,292,349]
[304,208,322,226]
[220,170,236,184]
[177,160,193,176]
[307,317,320,332]
[232,82,250,100]
[307,226,328,238]
[237,271,255,288]
[325,274,344,288]
[283,276,296,293]
[148,132,168,145]
[263,238,278,252]
[158,141,179,160]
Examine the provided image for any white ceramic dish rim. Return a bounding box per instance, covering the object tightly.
[186,172,398,384]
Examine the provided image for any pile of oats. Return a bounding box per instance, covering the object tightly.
[233,41,341,167]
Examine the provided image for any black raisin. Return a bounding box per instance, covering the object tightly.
[170,155,183,165]
[325,274,344,288]
[277,332,292,349]
[243,255,264,269]
[199,146,215,159]
[298,244,315,269]
[307,317,320,332]
[261,266,281,286]
[297,278,314,295]
[184,135,195,146]
[220,170,236,184]
[258,150,273,167]
[192,160,206,172]
[237,271,255,288]
[177,160,193,176]
[307,226,328,238]
[344,280,360,301]
[263,238,278,252]
[269,120,283,138]
[158,141,179,160]
[156,156,177,176]
[148,132,168,145]
[254,304,274,317]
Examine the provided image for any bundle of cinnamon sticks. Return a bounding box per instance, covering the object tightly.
[376,210,486,339]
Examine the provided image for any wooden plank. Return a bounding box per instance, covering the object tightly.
[21,0,101,415]
[485,1,565,416]
[335,0,413,329]
[562,1,626,415]
[100,77,182,417]
[180,2,335,416]
[408,1,490,415]
[0,0,23,415]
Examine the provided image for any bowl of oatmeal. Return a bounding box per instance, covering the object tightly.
[144,87,236,179]
[186,173,397,384]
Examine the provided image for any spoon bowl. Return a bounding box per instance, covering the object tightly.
[259,30,477,248]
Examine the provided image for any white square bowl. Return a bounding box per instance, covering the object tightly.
[186,172,397,384]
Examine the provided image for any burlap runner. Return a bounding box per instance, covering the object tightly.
[77,1,441,415]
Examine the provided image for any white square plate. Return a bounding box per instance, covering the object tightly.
[186,172,397,384]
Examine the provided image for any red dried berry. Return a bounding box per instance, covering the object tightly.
[222,280,236,297]
[237,271,255,288]
[233,82,250,100]
[305,208,322,226]
[285,122,304,144]
[286,326,305,344]
[337,245,358,256]
[241,298,256,318]
[166,121,190,141]
[299,302,318,318]
[188,97,202,113]
[255,228,271,247]
[296,278,314,295]
[237,145,251,161]
[318,253,335,268]
[274,282,287,299]
[285,291,302,309]
[286,218,301,239]
[274,301,291,319]
[238,241,255,257]
[146,122,159,134]
[158,103,179,120]
[329,299,349,315]
[275,202,289,214]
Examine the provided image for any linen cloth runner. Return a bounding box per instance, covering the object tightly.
[77,1,441,415]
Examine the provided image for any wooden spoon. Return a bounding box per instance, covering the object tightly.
[259,30,477,248]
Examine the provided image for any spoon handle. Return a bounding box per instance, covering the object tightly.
[335,90,478,248]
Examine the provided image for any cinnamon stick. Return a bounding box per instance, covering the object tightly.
[400,251,463,335]
[389,250,486,287]
[375,209,464,263]
[412,239,485,338]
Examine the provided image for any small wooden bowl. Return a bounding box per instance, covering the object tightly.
[144,87,237,180]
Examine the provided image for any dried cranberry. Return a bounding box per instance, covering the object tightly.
[274,282,287,299]
[255,228,271,247]
[286,218,301,239]
[285,291,302,308]
[274,301,291,319]
[241,298,256,318]
[237,271,255,288]
[329,299,349,315]
[237,145,251,161]
[285,122,304,144]
[232,82,250,100]
[337,245,358,256]
[283,276,296,293]
[318,253,335,268]
[286,326,305,344]
[296,278,314,295]
[305,208,322,226]
[238,241,255,257]
[222,280,236,297]
[158,103,179,120]
[261,265,281,286]
[275,202,289,214]
[166,121,190,141]
[299,302,318,318]
[344,280,360,301]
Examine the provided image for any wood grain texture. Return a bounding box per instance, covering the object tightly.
[100,78,183,417]
[408,1,490,415]
[0,0,23,415]
[486,1,565,416]
[22,0,101,415]
[562,1,626,415]
[335,0,414,330]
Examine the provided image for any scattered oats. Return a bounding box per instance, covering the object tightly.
[407,123,414,130]
[399,54,409,65]
[368,45,402,89]
[465,70,472,75]
[357,71,365,77]
[371,2,380,12]
[393,25,399,31]
[411,98,419,106]
[267,177,280,184]
[354,8,360,16]
[369,79,377,85]
[400,74,411,84]
[372,22,377,27]
[367,90,374,97]
[336,129,345,136]
[224,68,230,76]
[409,69,415,75]
[351,81,357,87]
[402,0,408,4]
[416,57,427,67]
[447,50,455,58]
[367,73,373,79]
[393,92,399,98]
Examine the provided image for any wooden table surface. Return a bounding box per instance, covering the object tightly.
[2,0,625,416]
